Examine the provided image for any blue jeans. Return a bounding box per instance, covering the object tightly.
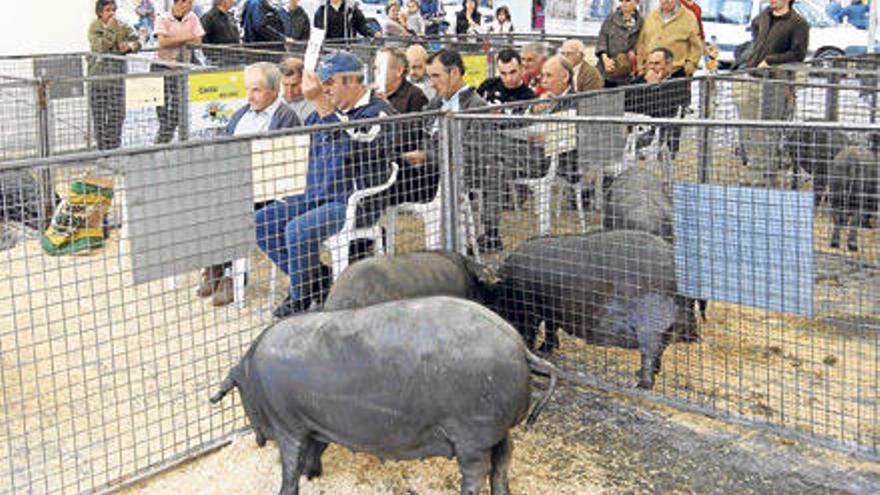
[255,194,346,300]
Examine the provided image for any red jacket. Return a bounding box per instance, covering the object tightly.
[680,0,705,41]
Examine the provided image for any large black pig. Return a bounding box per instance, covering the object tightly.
[322,250,494,311]
[492,230,700,389]
[210,296,557,495]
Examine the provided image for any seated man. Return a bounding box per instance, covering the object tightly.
[559,39,604,92]
[255,52,396,318]
[520,42,550,97]
[624,47,690,155]
[477,48,535,110]
[402,49,489,244]
[199,62,300,307]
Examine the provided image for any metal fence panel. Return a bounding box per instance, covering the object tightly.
[454,110,879,455]
[0,110,444,494]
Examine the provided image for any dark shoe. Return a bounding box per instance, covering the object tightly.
[272,295,309,319]
[477,234,503,254]
[212,276,234,306]
[197,265,223,298]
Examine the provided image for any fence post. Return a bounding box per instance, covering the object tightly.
[697,77,714,183]
[825,60,841,122]
[441,113,460,252]
[180,71,190,141]
[36,77,55,228]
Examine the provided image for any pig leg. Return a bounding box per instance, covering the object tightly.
[632,294,676,389]
[276,432,306,495]
[538,319,558,354]
[846,226,859,252]
[456,448,491,495]
[489,436,513,495]
[302,440,327,480]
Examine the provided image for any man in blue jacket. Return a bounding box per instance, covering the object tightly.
[255,52,397,318]
[241,0,285,42]
[199,62,301,307]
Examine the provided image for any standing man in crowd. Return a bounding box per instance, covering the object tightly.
[746,0,808,69]
[200,62,301,307]
[280,57,316,122]
[88,0,142,151]
[560,39,603,92]
[521,42,550,96]
[241,0,285,43]
[476,48,535,107]
[200,0,240,64]
[201,0,240,44]
[280,0,311,42]
[405,44,435,100]
[153,0,204,144]
[736,0,809,180]
[636,0,702,76]
[256,53,397,318]
[314,0,381,39]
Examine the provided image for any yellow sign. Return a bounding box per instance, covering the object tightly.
[462,54,488,91]
[189,71,246,102]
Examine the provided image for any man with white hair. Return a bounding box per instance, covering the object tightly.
[227,62,301,136]
[198,62,300,307]
[559,39,603,92]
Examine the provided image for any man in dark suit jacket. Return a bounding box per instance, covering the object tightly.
[199,62,300,307]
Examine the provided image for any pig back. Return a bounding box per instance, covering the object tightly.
[323,251,486,310]
[496,231,677,345]
[252,296,532,458]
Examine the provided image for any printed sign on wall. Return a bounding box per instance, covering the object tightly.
[462,54,488,91]
[189,71,247,133]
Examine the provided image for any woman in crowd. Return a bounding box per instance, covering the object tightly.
[87,0,142,150]
[490,5,513,33]
[384,0,410,35]
[405,0,426,36]
[595,0,642,87]
[455,0,481,35]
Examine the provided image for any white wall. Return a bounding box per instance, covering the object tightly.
[0,0,106,56]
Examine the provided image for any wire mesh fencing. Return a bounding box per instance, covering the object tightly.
[0,109,445,495]
[452,109,880,455]
[2,50,880,495]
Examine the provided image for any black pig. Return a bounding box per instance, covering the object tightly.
[323,250,494,310]
[492,230,700,389]
[211,296,558,495]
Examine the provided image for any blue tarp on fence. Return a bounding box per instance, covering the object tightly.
[673,183,814,317]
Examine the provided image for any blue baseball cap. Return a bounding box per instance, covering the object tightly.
[316,52,364,82]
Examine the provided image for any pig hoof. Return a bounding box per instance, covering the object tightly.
[847,242,858,252]
[537,341,556,354]
[830,238,840,249]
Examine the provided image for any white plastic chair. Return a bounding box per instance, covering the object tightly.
[321,162,399,281]
[511,154,587,236]
[385,187,443,255]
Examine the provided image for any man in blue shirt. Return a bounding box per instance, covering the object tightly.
[255,52,397,318]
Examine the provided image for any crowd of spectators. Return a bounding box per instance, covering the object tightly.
[87,0,810,314]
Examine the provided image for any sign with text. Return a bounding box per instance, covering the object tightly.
[189,71,246,132]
